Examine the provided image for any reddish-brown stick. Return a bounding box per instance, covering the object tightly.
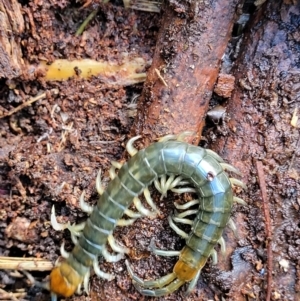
[256,160,273,301]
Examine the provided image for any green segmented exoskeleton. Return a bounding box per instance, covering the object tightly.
[37,133,245,300]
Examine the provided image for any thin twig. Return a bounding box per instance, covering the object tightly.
[0,256,53,271]
[0,89,59,119]
[75,8,99,36]
[0,288,26,301]
[256,160,272,301]
[154,68,168,87]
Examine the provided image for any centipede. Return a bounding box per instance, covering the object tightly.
[28,132,246,300]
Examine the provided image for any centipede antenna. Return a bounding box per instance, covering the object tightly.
[51,206,69,231]
[133,197,157,219]
[60,242,70,259]
[220,163,242,176]
[233,196,247,205]
[174,199,199,210]
[79,191,94,214]
[93,259,115,280]
[210,249,218,265]
[108,234,129,254]
[218,236,226,254]
[168,216,189,239]
[143,187,159,213]
[96,170,104,195]
[102,245,124,262]
[126,136,141,156]
[230,178,247,190]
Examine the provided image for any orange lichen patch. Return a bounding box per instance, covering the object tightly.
[38,57,148,85]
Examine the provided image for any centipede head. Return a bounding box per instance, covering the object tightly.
[49,261,83,299]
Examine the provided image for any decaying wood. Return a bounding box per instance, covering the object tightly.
[133,0,240,145]
[0,256,53,271]
[0,0,24,79]
[210,1,300,300]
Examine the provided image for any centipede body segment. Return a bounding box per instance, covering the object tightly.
[41,133,245,299]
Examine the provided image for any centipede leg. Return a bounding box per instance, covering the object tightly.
[133,197,157,219]
[132,279,185,297]
[174,199,199,210]
[117,218,136,226]
[93,259,114,280]
[168,216,189,239]
[102,245,124,262]
[125,260,177,288]
[109,161,123,180]
[60,242,69,259]
[154,174,195,199]
[220,163,241,176]
[185,269,201,296]
[83,270,90,294]
[230,178,247,190]
[228,218,238,237]
[96,170,105,195]
[210,249,218,264]
[149,238,180,257]
[218,236,226,254]
[124,208,142,219]
[233,196,247,205]
[173,208,197,225]
[108,234,129,254]
[158,131,195,142]
[143,187,159,213]
[172,216,193,225]
[205,149,224,163]
[79,191,93,214]
[126,136,141,156]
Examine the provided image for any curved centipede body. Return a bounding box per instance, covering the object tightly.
[41,133,245,300]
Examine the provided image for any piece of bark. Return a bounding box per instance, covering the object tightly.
[210,1,300,300]
[214,73,235,98]
[133,0,240,145]
[0,0,24,79]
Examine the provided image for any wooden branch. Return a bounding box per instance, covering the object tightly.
[256,161,273,301]
[0,256,53,271]
[133,0,239,145]
[0,0,24,79]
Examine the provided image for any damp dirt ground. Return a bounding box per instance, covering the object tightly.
[0,1,300,301]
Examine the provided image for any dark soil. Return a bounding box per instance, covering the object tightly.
[0,1,299,301]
